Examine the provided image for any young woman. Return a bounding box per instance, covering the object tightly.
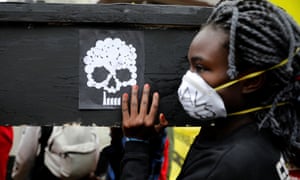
[121,0,300,179]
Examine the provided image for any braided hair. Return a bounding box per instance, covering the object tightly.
[205,0,300,164]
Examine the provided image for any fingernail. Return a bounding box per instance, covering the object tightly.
[122,93,128,99]
[133,85,138,90]
[160,113,165,120]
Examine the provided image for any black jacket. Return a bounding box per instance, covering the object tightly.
[121,123,287,180]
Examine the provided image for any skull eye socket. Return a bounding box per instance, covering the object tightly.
[116,69,131,82]
[92,67,109,82]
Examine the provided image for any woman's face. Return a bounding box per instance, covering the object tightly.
[187,25,244,113]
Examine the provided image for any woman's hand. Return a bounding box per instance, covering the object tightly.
[122,84,168,140]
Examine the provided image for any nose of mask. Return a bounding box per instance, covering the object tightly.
[177,70,227,121]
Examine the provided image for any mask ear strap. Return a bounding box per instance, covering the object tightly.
[228,102,287,116]
[215,47,300,91]
[214,69,268,91]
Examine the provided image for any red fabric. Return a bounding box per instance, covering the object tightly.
[159,137,169,180]
[290,170,300,179]
[0,126,13,180]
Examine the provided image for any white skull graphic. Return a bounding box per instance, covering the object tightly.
[83,37,137,93]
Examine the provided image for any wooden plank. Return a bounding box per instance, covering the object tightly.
[0,3,212,126]
[0,3,212,25]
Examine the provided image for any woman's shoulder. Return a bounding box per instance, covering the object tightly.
[222,122,281,163]
[207,124,283,179]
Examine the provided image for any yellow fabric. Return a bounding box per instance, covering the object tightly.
[268,0,300,25]
[168,127,200,180]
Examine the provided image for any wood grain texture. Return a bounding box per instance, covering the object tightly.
[0,3,212,25]
[0,3,212,126]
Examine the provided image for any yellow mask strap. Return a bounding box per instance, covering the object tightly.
[214,47,300,91]
[214,60,287,91]
[228,102,287,116]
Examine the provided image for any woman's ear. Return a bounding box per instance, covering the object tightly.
[241,74,265,94]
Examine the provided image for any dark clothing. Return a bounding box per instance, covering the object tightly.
[121,141,151,180]
[31,126,56,180]
[95,141,124,180]
[121,123,285,180]
[111,132,167,180]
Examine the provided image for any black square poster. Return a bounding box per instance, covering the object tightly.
[79,30,145,109]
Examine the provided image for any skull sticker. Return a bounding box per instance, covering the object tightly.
[83,37,137,93]
[79,30,144,110]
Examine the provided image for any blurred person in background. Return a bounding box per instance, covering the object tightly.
[0,126,13,180]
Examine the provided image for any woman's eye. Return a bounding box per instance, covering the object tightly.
[195,65,207,73]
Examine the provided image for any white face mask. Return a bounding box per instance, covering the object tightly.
[177,48,298,122]
[177,70,227,121]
